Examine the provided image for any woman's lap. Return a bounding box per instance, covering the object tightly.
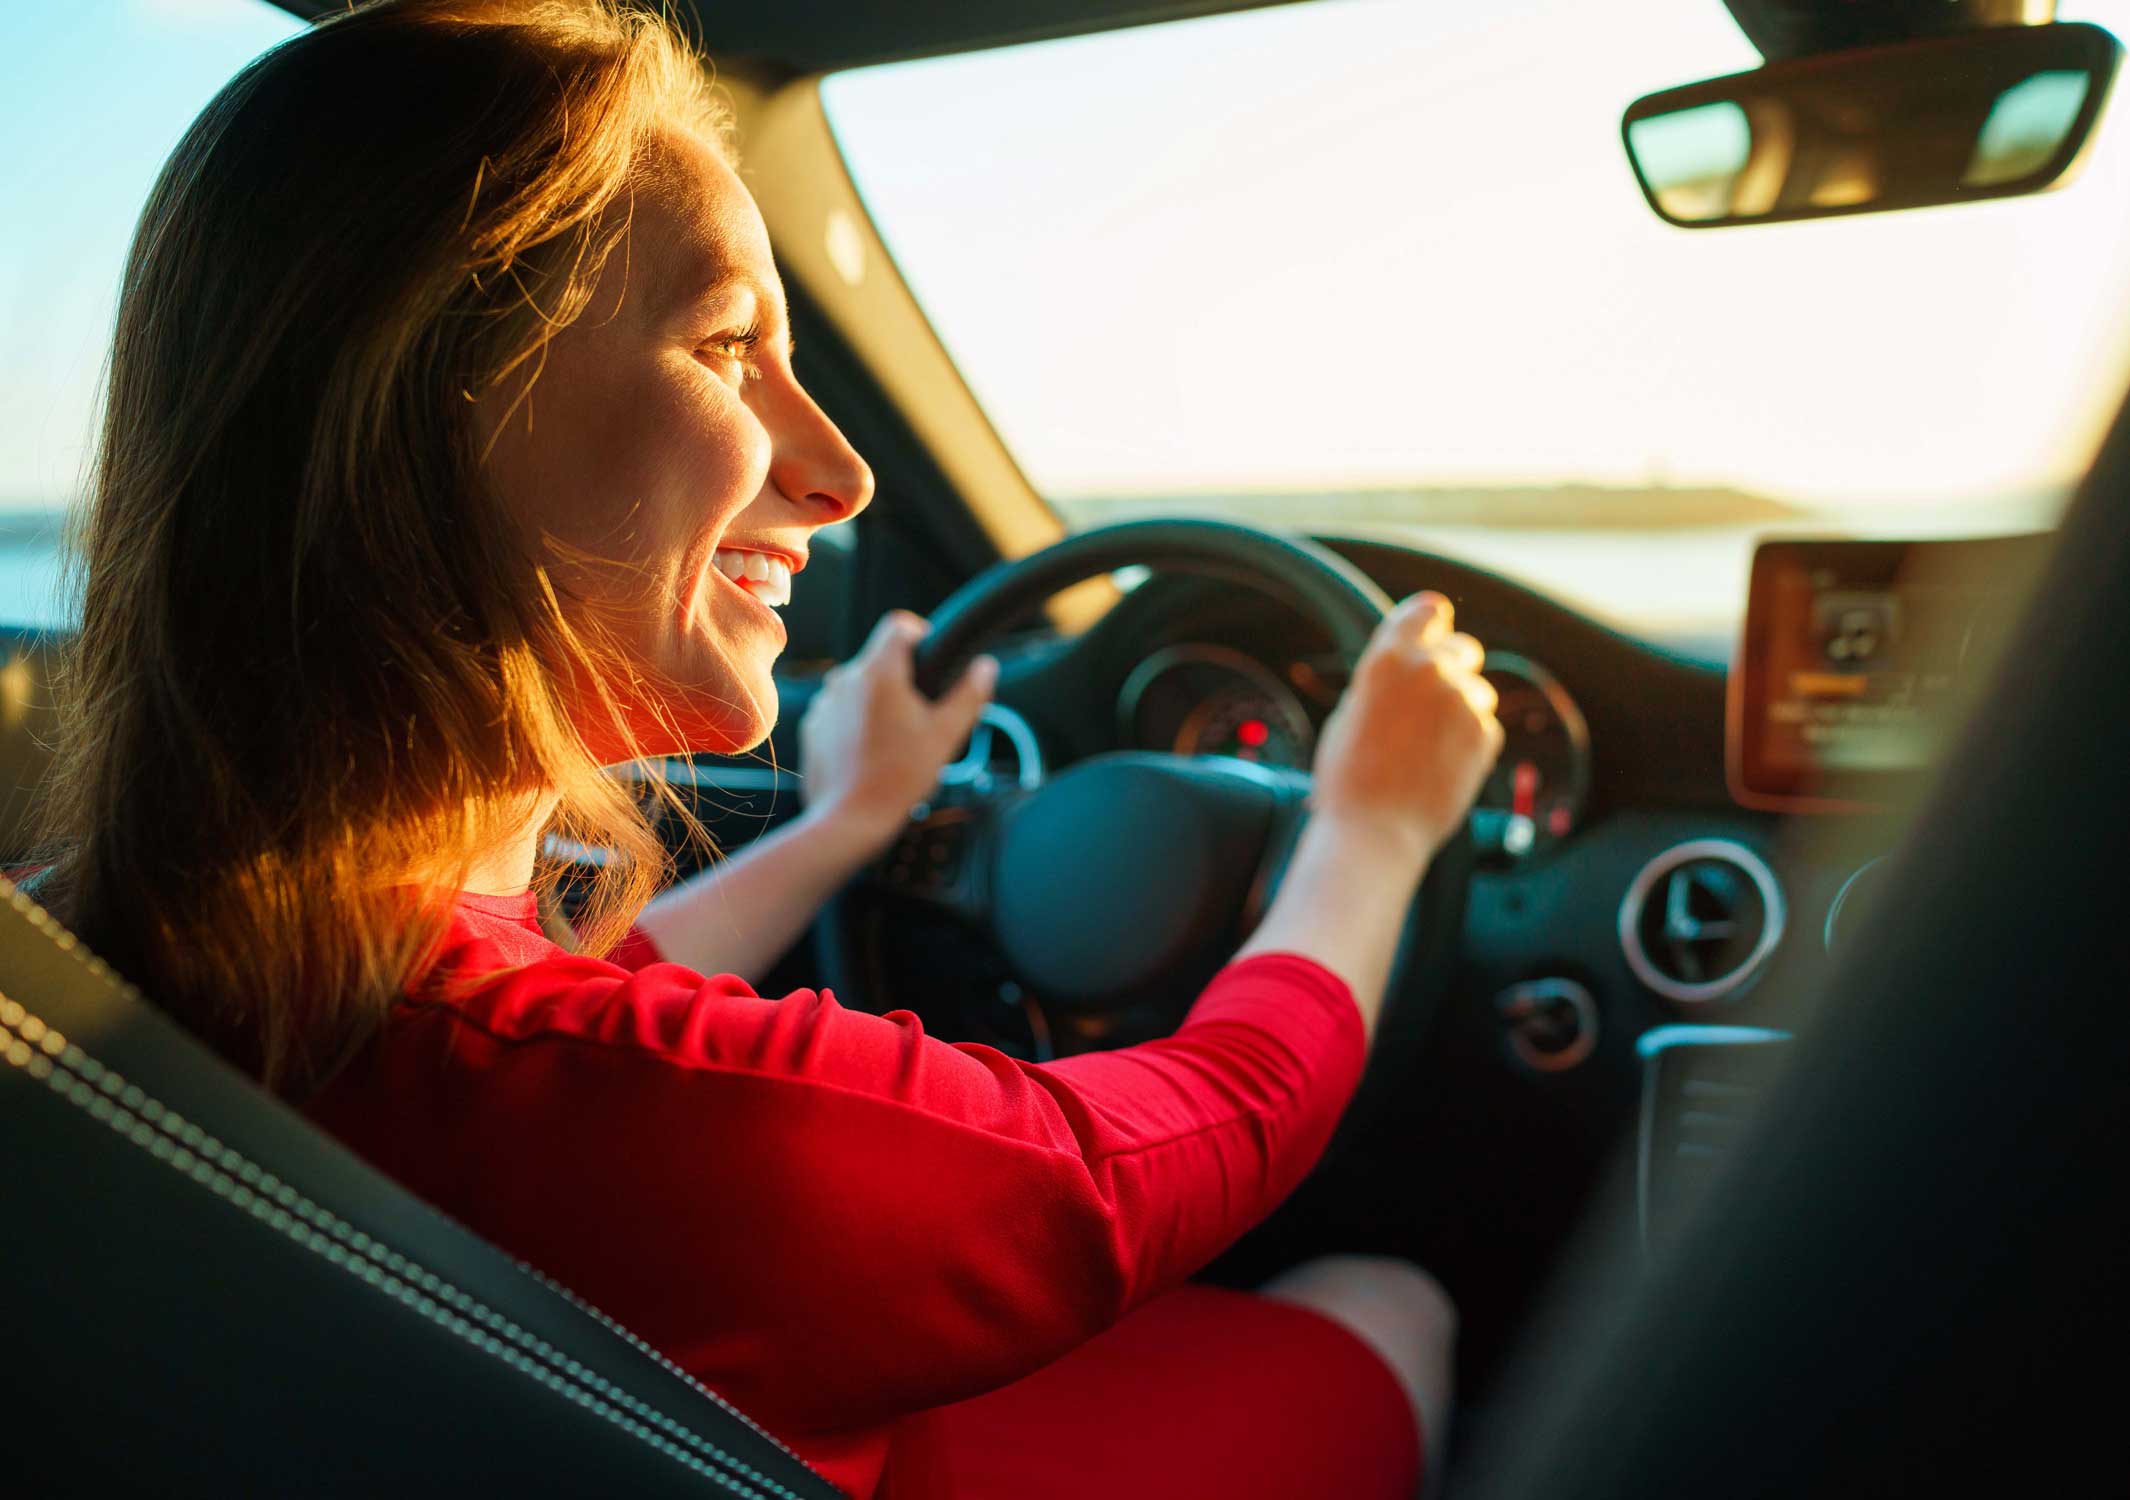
[918,1282,1424,1499]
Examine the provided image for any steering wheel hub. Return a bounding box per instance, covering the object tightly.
[990,753,1304,1013]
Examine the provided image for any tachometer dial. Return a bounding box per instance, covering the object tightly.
[1472,653,1591,866]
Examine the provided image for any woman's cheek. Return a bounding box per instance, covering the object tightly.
[704,385,775,506]
[652,378,774,538]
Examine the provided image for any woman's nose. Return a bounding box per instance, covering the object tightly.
[767,380,874,523]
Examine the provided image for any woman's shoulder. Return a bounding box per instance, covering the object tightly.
[414,891,777,1056]
[401,890,941,1093]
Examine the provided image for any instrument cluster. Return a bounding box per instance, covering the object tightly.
[1118,642,1593,865]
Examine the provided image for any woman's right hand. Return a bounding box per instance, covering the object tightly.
[798,610,998,843]
[1308,592,1505,865]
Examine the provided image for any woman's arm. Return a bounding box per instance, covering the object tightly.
[631,799,901,981]
[334,937,1373,1436]
[1233,810,1431,1037]
[1236,590,1503,1040]
[633,610,994,980]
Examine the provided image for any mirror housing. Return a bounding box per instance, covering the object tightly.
[1623,22,2121,228]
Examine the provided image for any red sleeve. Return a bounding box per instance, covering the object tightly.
[308,946,1364,1444]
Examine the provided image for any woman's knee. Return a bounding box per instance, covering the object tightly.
[1260,1253,1457,1345]
[1256,1254,1457,1478]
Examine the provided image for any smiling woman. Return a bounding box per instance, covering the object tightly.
[39,0,754,1086]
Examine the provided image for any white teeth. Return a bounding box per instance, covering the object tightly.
[712,548,792,608]
[754,558,791,606]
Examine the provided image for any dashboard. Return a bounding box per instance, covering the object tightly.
[690,531,1959,1131]
[781,532,1894,1080]
[678,527,2009,1392]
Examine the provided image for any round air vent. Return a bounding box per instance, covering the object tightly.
[1619,839,1786,1004]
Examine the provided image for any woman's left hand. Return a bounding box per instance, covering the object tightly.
[799,610,998,843]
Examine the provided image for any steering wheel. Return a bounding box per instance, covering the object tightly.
[816,518,1473,1121]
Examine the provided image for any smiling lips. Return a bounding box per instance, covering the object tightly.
[712,547,794,608]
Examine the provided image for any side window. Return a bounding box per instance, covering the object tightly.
[0,0,303,630]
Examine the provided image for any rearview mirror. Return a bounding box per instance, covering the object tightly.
[1622,22,2121,228]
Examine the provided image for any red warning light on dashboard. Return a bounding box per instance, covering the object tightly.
[1237,718,1269,747]
[1512,760,1539,819]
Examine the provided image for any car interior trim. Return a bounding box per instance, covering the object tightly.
[644,760,793,794]
[1822,856,1887,953]
[937,701,1045,791]
[1634,1023,1796,1059]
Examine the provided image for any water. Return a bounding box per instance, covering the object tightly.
[1338,523,1760,661]
[0,542,66,632]
[0,524,1754,659]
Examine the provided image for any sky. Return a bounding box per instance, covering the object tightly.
[0,0,304,510]
[9,0,2130,522]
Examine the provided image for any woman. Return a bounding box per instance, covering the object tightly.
[42,2,1503,1495]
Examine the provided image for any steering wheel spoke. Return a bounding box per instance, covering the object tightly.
[865,789,1013,923]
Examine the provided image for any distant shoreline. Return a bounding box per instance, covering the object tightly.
[1,479,2057,543]
[1055,483,1806,531]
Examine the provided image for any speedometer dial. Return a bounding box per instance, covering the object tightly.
[1472,653,1591,866]
[1174,684,1315,766]
[1118,644,1317,771]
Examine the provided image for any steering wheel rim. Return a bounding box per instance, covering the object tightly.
[911,517,1395,698]
[818,518,1470,1138]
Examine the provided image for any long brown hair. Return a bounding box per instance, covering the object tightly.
[41,0,726,1094]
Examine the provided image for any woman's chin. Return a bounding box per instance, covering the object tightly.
[663,677,777,756]
[577,655,778,763]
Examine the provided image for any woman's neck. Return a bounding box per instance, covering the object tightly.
[458,789,564,896]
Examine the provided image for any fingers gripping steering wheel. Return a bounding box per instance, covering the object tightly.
[814,518,1473,1108]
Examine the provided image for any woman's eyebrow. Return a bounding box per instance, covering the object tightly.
[673,266,790,335]
[672,264,746,313]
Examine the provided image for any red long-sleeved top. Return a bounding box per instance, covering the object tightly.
[305,891,1367,1498]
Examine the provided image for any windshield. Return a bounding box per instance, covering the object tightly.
[823,0,2130,649]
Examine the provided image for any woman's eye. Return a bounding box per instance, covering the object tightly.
[698,327,764,383]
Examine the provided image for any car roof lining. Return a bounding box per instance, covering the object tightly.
[267,0,1311,73]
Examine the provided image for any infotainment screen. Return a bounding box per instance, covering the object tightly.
[1730,535,2050,811]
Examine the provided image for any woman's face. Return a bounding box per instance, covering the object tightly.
[480,127,873,763]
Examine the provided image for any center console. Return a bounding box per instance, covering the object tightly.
[1636,532,2048,1252]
